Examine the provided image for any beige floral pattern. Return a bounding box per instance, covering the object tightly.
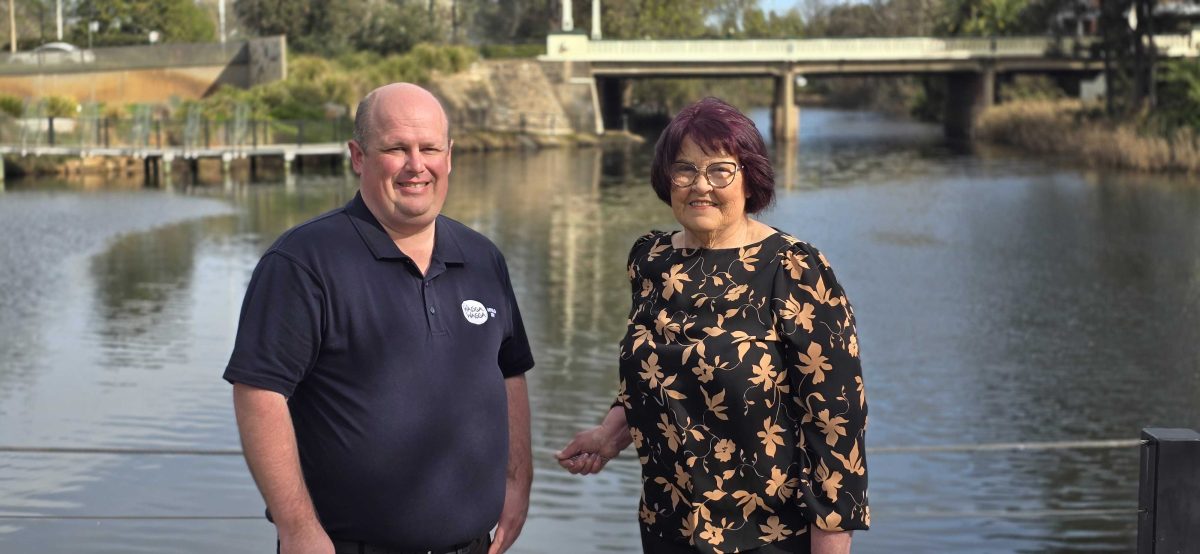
[618,230,869,553]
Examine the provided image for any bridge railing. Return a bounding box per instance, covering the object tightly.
[545,33,1198,62]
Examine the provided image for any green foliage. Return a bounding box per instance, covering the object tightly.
[44,95,79,118]
[189,45,478,123]
[960,0,1032,36]
[604,0,722,39]
[0,94,24,118]
[478,44,545,59]
[1153,60,1200,130]
[78,0,215,46]
[469,0,553,44]
[350,1,446,55]
[999,75,1066,102]
[809,4,884,37]
[236,0,451,56]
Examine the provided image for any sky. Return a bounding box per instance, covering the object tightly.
[761,0,800,13]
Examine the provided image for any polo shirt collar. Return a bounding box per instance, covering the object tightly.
[345,192,466,265]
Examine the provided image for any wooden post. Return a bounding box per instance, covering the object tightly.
[1138,428,1200,554]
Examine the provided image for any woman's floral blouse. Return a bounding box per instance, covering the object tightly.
[617,230,869,553]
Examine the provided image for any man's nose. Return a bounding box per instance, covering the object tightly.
[404,150,426,173]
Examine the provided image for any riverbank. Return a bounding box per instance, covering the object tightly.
[976,100,1200,174]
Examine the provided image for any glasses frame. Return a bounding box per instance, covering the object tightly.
[668,161,743,189]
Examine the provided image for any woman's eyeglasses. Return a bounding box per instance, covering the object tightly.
[669,162,742,189]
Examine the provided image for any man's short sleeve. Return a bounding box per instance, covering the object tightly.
[223,251,325,397]
[496,251,534,377]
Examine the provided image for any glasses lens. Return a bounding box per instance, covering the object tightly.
[670,163,698,187]
[706,163,738,188]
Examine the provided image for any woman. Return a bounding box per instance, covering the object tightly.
[556,98,869,554]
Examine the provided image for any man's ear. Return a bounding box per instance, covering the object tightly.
[446,139,454,174]
[348,140,365,176]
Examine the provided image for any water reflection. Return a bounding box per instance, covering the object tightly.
[0,109,1198,552]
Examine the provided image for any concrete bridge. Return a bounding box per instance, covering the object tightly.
[540,32,1200,140]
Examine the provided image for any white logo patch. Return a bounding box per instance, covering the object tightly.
[461,300,489,325]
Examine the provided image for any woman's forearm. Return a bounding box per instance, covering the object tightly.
[811,528,852,554]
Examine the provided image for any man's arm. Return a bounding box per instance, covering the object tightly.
[489,374,531,554]
[233,383,333,554]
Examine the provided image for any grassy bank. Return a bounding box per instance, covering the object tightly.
[976,100,1200,174]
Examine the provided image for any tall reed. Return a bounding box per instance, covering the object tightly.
[976,100,1200,174]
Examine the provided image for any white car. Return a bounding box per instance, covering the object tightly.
[7,42,95,65]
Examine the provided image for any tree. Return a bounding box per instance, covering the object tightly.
[236,0,457,55]
[77,0,215,45]
[602,0,721,39]
[466,0,553,43]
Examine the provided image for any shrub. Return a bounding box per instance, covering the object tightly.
[44,95,79,118]
[0,94,23,117]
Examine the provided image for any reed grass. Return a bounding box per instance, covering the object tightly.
[976,100,1200,174]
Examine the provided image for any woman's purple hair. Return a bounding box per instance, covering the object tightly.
[650,97,775,214]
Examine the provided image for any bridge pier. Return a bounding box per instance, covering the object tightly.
[943,67,995,140]
[772,69,799,143]
[595,76,628,132]
[142,157,158,188]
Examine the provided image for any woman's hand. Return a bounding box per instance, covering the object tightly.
[555,406,632,475]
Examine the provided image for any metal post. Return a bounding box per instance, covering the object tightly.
[1138,428,1200,554]
[48,116,56,146]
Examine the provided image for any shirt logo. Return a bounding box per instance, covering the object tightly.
[461,300,490,325]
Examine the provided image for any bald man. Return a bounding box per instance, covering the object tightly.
[226,83,534,554]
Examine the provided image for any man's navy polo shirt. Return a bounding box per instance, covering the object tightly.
[224,192,534,549]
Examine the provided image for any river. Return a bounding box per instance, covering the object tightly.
[0,108,1198,553]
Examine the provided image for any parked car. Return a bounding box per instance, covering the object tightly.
[7,42,95,65]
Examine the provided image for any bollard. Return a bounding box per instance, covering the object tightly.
[1138,428,1200,554]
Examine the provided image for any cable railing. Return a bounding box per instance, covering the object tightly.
[0,436,1150,523]
[0,113,354,151]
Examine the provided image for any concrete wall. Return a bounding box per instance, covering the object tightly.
[0,37,286,105]
[0,66,244,104]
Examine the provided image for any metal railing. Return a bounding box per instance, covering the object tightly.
[544,33,1200,63]
[0,112,353,151]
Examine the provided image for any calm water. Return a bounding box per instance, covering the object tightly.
[1,108,1198,553]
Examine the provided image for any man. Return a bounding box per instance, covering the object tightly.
[224,83,533,554]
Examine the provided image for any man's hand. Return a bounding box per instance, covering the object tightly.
[488,474,530,554]
[233,384,331,554]
[489,375,531,554]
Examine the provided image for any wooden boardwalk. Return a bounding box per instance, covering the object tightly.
[0,142,350,184]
